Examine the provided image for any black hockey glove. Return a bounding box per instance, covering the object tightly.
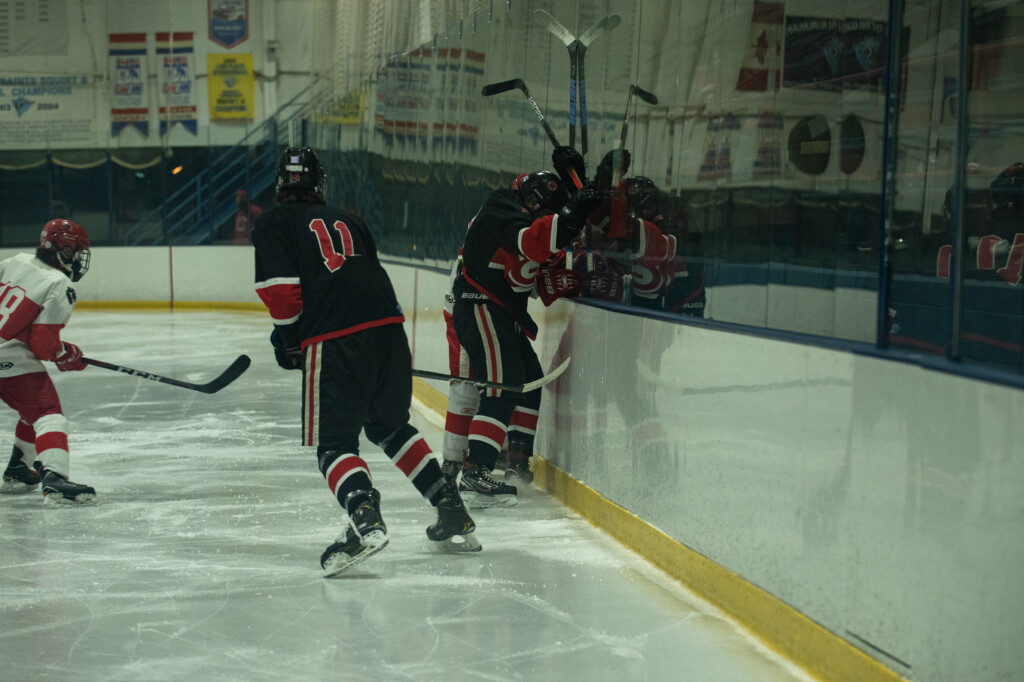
[595,149,631,189]
[551,145,586,191]
[558,185,603,231]
[270,328,302,371]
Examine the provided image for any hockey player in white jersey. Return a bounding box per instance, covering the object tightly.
[0,219,96,505]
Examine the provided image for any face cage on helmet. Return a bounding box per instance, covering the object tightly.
[56,246,90,282]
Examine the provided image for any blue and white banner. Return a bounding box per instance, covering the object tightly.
[209,0,249,49]
[157,32,197,135]
[0,74,94,148]
[109,32,149,136]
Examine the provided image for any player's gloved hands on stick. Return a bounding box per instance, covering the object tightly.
[558,185,603,230]
[55,342,86,372]
[551,145,586,191]
[270,328,302,371]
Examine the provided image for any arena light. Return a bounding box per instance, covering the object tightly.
[171,165,183,175]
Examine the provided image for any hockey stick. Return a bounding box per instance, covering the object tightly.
[481,79,582,189]
[532,10,576,147]
[83,355,251,394]
[576,15,620,168]
[613,84,659,187]
[533,11,620,171]
[413,356,571,394]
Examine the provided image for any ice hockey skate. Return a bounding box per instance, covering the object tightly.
[459,463,518,508]
[40,470,97,506]
[426,479,481,552]
[504,450,534,485]
[440,458,462,483]
[321,489,389,578]
[1,448,41,494]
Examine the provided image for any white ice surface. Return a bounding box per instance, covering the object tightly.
[0,311,814,681]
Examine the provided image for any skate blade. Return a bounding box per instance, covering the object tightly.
[435,531,482,553]
[460,491,518,509]
[323,531,389,578]
[504,470,534,486]
[0,481,40,494]
[42,492,97,507]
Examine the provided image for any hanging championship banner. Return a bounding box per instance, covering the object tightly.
[109,33,149,136]
[0,74,94,148]
[0,0,70,57]
[207,53,254,121]
[156,32,197,135]
[209,0,249,49]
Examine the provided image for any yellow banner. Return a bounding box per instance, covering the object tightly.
[318,87,364,125]
[207,53,254,121]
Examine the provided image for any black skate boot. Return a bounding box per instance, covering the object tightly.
[493,448,510,473]
[440,458,462,484]
[40,470,97,506]
[504,449,534,485]
[459,463,517,508]
[321,488,389,578]
[426,479,481,552]
[1,447,41,494]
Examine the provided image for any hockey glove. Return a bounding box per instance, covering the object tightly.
[551,145,586,191]
[596,149,631,189]
[558,185,603,231]
[270,328,302,371]
[537,263,582,306]
[54,342,86,372]
[582,271,623,302]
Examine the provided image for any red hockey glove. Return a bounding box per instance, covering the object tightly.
[537,264,582,306]
[55,342,86,372]
[582,271,622,301]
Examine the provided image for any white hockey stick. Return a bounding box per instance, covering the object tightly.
[413,356,571,393]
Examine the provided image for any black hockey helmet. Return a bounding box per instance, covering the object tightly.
[39,218,91,282]
[624,176,660,219]
[276,146,325,195]
[516,171,568,216]
[988,161,1024,221]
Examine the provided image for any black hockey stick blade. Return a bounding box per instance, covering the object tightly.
[83,355,251,394]
[413,356,571,394]
[633,85,659,105]
[533,9,575,46]
[481,79,524,97]
[578,14,621,47]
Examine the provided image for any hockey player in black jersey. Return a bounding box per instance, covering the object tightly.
[253,146,479,577]
[451,146,600,506]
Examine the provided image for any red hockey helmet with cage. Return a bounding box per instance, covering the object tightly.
[40,219,91,282]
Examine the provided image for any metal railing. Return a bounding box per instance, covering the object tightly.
[124,85,315,245]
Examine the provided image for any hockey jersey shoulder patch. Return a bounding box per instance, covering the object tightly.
[66,287,77,306]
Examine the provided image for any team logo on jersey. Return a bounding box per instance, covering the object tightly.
[66,287,77,305]
[0,362,12,370]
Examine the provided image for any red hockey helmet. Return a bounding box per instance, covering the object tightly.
[40,219,91,282]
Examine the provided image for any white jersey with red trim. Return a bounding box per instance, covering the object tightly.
[0,253,77,377]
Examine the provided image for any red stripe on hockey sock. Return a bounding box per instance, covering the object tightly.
[394,438,432,477]
[444,411,473,437]
[469,418,506,446]
[326,454,369,495]
[35,431,68,453]
[509,408,538,432]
